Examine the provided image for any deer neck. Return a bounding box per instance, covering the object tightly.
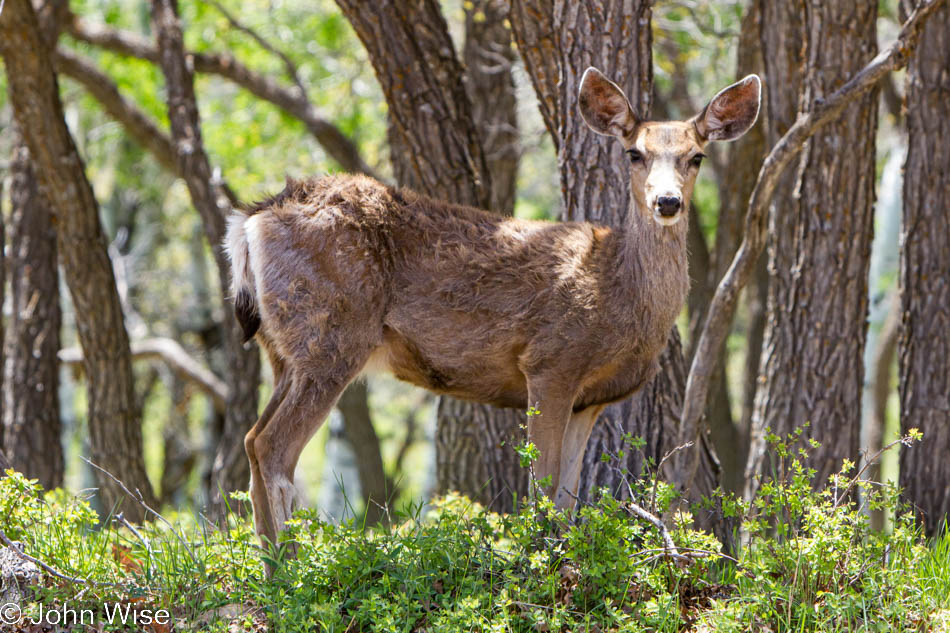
[613,195,690,329]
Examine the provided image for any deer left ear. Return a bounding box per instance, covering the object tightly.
[693,75,761,142]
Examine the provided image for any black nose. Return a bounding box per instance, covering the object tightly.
[657,196,682,217]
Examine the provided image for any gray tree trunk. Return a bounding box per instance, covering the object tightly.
[0,0,156,518]
[3,138,64,490]
[749,0,879,491]
[702,2,767,495]
[463,0,520,216]
[899,0,950,536]
[742,0,806,499]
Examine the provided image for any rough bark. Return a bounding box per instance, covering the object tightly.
[3,139,64,490]
[703,2,767,495]
[336,0,492,207]
[0,0,156,518]
[899,0,950,536]
[463,0,520,215]
[150,0,261,509]
[507,0,560,148]
[739,0,806,498]
[335,0,531,512]
[749,0,879,489]
[681,0,943,496]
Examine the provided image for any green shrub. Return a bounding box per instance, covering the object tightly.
[0,430,947,632]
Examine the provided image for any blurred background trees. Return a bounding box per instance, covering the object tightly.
[0,0,947,534]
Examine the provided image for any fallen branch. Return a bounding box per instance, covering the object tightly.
[59,337,227,413]
[678,0,946,482]
[625,500,680,559]
[66,12,378,178]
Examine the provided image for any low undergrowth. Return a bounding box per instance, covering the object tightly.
[1,432,948,632]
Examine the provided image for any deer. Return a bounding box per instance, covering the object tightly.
[225,67,761,548]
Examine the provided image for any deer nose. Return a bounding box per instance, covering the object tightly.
[656,196,682,217]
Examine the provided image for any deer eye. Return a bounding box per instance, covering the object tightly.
[626,149,643,163]
[690,153,706,167]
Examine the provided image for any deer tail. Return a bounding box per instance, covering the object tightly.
[224,212,261,343]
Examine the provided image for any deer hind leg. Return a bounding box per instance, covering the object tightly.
[554,405,605,510]
[245,347,289,545]
[525,380,576,500]
[253,345,373,551]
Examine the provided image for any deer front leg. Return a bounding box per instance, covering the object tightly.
[525,380,576,500]
[555,405,605,510]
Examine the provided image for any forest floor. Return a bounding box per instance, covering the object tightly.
[1,439,949,633]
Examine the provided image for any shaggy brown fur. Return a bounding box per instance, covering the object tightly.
[226,67,761,547]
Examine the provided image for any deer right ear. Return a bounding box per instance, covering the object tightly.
[693,75,762,142]
[579,67,639,138]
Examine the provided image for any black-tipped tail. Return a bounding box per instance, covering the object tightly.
[235,287,261,343]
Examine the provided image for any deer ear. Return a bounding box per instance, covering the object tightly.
[579,67,639,138]
[693,74,762,142]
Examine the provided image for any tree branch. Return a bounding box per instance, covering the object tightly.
[202,0,306,96]
[53,48,243,215]
[59,338,227,413]
[65,12,378,178]
[52,48,177,172]
[679,0,946,479]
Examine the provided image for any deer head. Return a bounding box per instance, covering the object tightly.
[579,67,761,227]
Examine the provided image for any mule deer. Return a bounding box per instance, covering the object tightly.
[225,67,761,546]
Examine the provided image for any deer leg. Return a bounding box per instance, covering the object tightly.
[254,352,370,551]
[554,405,605,510]
[525,381,575,500]
[245,363,290,544]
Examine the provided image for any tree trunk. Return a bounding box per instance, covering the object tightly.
[3,138,64,490]
[742,0,806,498]
[463,0,520,216]
[749,0,879,490]
[899,0,950,536]
[0,0,156,518]
[337,0,530,512]
[336,0,491,208]
[699,2,767,496]
[150,0,261,511]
